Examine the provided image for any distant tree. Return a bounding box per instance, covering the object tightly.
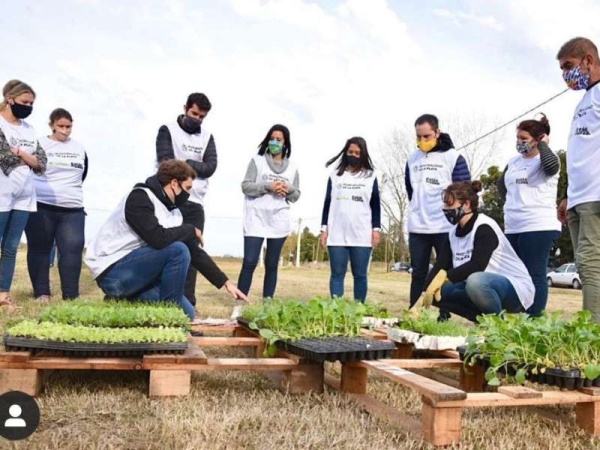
[479,165,505,228]
[554,150,573,265]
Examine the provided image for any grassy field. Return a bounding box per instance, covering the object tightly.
[0,248,596,450]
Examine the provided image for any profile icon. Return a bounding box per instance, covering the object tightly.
[4,405,26,428]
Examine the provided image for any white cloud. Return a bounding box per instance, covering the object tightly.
[434,8,504,31]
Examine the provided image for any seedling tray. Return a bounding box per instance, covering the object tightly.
[4,336,187,357]
[275,337,396,362]
[457,345,600,390]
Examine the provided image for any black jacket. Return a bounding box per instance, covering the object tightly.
[123,175,228,288]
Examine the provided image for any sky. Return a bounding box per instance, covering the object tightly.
[3,0,599,256]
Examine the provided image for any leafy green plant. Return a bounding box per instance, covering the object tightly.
[464,311,600,386]
[39,301,190,329]
[7,321,188,344]
[363,302,393,319]
[241,297,367,356]
[396,308,470,337]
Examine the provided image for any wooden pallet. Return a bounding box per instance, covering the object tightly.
[0,328,324,397]
[325,358,600,446]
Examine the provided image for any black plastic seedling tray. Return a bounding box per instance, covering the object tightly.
[4,335,187,357]
[457,345,600,390]
[237,319,395,362]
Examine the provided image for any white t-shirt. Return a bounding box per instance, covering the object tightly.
[449,213,534,310]
[326,170,377,247]
[243,155,297,238]
[85,187,183,279]
[566,82,600,209]
[0,115,38,212]
[164,122,212,206]
[33,136,86,208]
[503,153,561,234]
[407,149,460,233]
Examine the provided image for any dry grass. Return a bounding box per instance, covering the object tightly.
[0,247,597,450]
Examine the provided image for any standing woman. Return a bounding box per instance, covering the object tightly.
[0,79,47,306]
[238,124,300,299]
[25,108,88,301]
[319,137,381,303]
[498,114,561,316]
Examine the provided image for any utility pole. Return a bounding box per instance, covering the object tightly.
[295,218,302,268]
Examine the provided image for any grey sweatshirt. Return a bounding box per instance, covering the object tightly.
[241,154,300,203]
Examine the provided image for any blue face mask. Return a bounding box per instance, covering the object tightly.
[564,64,590,91]
[516,141,532,154]
[268,140,283,155]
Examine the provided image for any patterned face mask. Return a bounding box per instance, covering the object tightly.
[268,140,283,154]
[516,141,532,154]
[563,64,590,91]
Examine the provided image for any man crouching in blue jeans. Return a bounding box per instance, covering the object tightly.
[85,160,247,322]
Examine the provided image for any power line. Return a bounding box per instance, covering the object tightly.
[456,87,571,151]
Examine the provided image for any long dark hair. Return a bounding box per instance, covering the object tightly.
[326,137,374,176]
[258,124,291,158]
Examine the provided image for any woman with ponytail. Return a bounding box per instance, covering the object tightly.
[237,124,300,300]
[0,79,47,306]
[417,181,534,322]
[319,137,381,303]
[498,114,561,316]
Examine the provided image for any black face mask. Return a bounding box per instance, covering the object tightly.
[347,155,360,167]
[181,115,202,134]
[174,182,190,207]
[443,206,467,225]
[10,102,33,119]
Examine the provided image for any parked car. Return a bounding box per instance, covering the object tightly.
[547,263,581,289]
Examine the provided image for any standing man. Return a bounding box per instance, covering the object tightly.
[405,114,471,313]
[557,37,600,322]
[156,93,217,307]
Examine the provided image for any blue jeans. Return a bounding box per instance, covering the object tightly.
[25,206,85,299]
[328,246,372,303]
[97,242,195,319]
[506,230,560,317]
[436,272,525,322]
[409,233,448,305]
[238,236,286,298]
[0,210,30,292]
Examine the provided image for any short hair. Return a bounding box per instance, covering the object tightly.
[185,93,212,112]
[415,114,439,129]
[517,113,550,140]
[156,160,196,186]
[1,79,35,111]
[49,108,73,124]
[557,37,599,61]
[443,181,483,211]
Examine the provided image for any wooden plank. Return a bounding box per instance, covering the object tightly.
[459,363,486,392]
[359,360,467,402]
[0,369,42,396]
[191,324,239,332]
[232,327,257,338]
[385,359,463,369]
[422,401,462,446]
[1,357,143,370]
[190,337,262,347]
[0,352,31,362]
[434,350,460,359]
[576,402,600,436]
[498,386,543,399]
[412,369,460,389]
[393,343,414,359]
[431,391,600,408]
[280,360,324,394]
[360,329,389,340]
[148,370,191,397]
[143,358,298,371]
[178,345,207,364]
[578,387,600,396]
[340,362,368,394]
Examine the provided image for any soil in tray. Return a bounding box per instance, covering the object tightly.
[3,336,187,357]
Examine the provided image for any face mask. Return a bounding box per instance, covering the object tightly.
[182,115,202,134]
[417,138,437,153]
[563,64,590,91]
[347,155,360,167]
[268,140,283,155]
[516,141,532,154]
[10,102,33,119]
[174,182,190,207]
[443,206,467,225]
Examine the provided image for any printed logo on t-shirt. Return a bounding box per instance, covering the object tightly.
[416,163,444,172]
[9,136,35,149]
[454,249,473,263]
[352,195,364,202]
[516,178,528,185]
[575,127,591,136]
[181,143,204,154]
[46,151,84,170]
[575,105,593,119]
[426,177,440,185]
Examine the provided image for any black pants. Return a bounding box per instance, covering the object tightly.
[408,232,448,306]
[178,200,205,306]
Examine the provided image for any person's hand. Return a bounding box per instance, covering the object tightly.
[319,231,328,249]
[372,230,381,247]
[10,147,20,157]
[194,228,204,247]
[275,183,289,197]
[541,134,550,144]
[420,270,449,308]
[269,181,283,193]
[557,198,568,225]
[224,280,248,302]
